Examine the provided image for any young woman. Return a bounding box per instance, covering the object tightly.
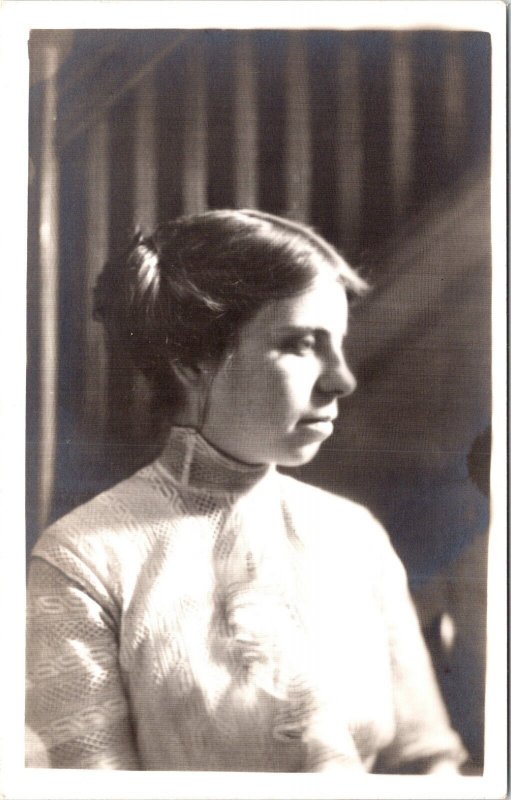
[26,210,466,772]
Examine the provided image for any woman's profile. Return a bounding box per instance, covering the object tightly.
[25,209,467,772]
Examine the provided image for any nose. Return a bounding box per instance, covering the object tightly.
[317,349,357,399]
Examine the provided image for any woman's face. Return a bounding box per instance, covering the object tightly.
[201,274,357,466]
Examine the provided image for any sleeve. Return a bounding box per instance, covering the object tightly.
[371,531,468,774]
[26,555,141,769]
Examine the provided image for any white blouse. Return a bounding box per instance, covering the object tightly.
[26,426,466,772]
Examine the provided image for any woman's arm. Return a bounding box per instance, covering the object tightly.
[371,533,467,775]
[26,556,140,769]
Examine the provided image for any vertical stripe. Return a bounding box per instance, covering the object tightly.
[234,35,258,208]
[106,96,136,454]
[156,51,186,221]
[390,32,413,216]
[336,39,362,248]
[134,70,157,231]
[38,44,59,531]
[84,119,109,442]
[132,71,157,436]
[183,44,207,215]
[443,35,465,160]
[256,31,286,214]
[285,33,311,222]
[206,32,235,209]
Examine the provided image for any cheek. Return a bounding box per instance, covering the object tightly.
[218,356,319,425]
[274,357,319,400]
[259,359,319,419]
[215,362,271,420]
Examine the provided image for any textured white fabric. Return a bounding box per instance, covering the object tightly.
[26,427,467,772]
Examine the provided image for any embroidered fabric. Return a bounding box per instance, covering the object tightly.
[26,426,468,772]
[158,430,350,767]
[157,426,269,493]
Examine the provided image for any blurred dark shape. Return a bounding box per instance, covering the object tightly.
[467,425,491,498]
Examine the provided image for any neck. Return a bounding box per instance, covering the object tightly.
[171,394,266,470]
[171,401,202,430]
[158,426,271,493]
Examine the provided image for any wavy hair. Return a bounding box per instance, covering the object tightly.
[94,209,368,417]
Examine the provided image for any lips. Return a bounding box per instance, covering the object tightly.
[299,415,336,425]
[296,416,336,438]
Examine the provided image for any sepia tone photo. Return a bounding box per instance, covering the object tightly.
[9,3,504,796]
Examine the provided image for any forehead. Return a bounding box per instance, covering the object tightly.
[243,276,349,338]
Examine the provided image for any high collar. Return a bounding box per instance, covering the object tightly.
[157,426,271,494]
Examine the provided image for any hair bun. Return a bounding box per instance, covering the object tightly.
[94,210,366,420]
[130,233,161,304]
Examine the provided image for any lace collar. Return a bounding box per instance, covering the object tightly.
[157,426,271,494]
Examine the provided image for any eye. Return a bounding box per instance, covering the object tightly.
[282,333,317,356]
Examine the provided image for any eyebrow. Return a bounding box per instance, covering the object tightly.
[276,325,347,339]
[277,325,316,335]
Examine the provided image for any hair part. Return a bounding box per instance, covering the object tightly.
[94,209,368,418]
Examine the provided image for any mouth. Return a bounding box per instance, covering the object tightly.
[299,414,336,425]
[297,415,336,434]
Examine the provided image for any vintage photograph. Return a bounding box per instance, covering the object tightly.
[0,1,505,797]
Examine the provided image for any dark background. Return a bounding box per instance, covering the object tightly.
[27,29,491,770]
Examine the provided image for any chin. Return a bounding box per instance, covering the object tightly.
[276,441,323,468]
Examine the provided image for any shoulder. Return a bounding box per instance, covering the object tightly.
[277,472,397,561]
[278,472,385,533]
[31,462,184,587]
[277,474,409,598]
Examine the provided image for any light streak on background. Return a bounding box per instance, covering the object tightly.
[285,32,311,222]
[390,32,413,214]
[234,36,258,209]
[183,46,207,214]
[37,44,59,532]
[336,39,362,250]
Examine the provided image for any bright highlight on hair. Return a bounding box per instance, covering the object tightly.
[94,209,368,416]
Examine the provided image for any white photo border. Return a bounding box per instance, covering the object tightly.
[0,2,506,799]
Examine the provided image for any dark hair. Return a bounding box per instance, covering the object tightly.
[94,209,367,416]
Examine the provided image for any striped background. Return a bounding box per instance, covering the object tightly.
[27,29,491,767]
